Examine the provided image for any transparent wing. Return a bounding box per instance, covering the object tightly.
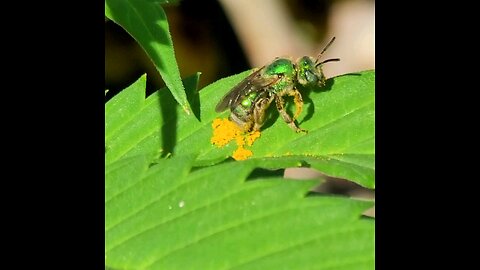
[215,67,279,112]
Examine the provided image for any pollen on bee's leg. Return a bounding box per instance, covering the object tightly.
[293,91,303,120]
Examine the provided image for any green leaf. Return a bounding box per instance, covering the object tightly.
[105,154,374,269]
[105,73,201,165]
[105,0,191,114]
[105,74,146,142]
[105,70,375,188]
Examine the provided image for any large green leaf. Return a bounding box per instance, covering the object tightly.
[105,70,375,188]
[105,0,191,114]
[105,72,201,163]
[105,154,374,269]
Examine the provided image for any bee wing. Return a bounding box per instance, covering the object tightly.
[215,67,278,112]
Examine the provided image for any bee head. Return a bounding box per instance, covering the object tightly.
[296,56,322,86]
[297,37,340,87]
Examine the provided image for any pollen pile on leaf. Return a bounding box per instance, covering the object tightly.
[211,118,261,160]
[246,131,261,146]
[232,146,253,160]
[211,118,241,147]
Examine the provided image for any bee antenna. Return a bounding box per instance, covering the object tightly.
[315,37,336,64]
[315,58,340,68]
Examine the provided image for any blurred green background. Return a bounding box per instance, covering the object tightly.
[105,0,374,99]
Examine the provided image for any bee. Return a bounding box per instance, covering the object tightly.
[215,37,340,133]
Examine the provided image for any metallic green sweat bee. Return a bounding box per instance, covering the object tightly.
[215,37,340,133]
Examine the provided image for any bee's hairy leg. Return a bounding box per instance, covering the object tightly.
[252,96,274,131]
[290,88,303,120]
[274,95,307,133]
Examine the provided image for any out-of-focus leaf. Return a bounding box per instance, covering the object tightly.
[105,0,191,114]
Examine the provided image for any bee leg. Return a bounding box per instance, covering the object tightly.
[252,96,273,131]
[243,120,255,133]
[289,89,303,120]
[274,95,307,133]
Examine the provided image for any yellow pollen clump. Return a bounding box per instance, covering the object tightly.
[211,118,261,160]
[245,131,261,146]
[211,118,242,147]
[232,146,253,160]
